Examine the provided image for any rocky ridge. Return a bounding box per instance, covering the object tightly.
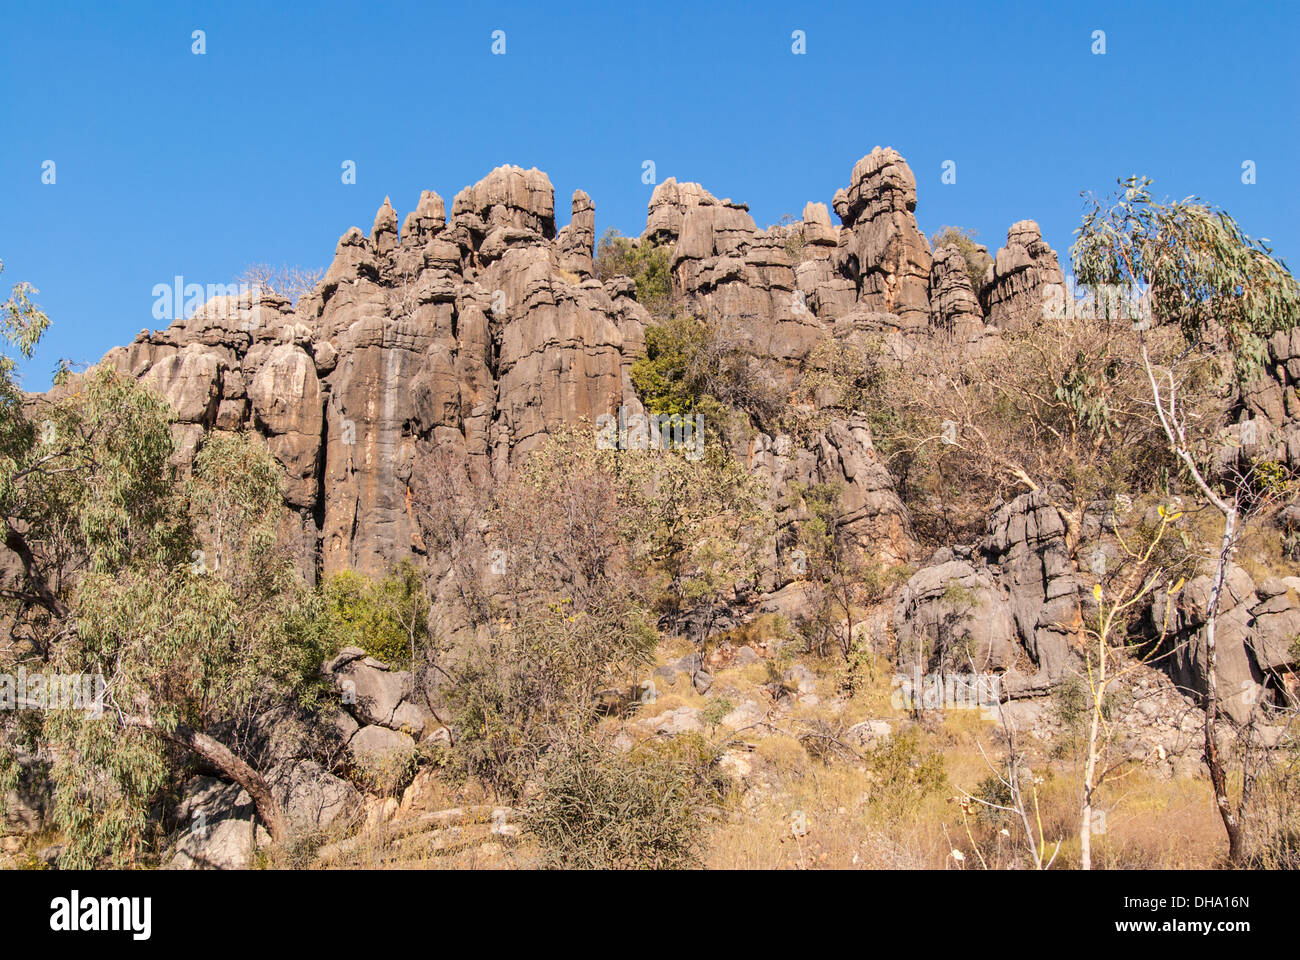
[82,147,1300,713]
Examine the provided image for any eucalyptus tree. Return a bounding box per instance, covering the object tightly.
[1072,177,1300,866]
[0,264,329,864]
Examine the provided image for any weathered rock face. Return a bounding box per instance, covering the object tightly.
[894,490,1085,697]
[1152,566,1300,724]
[981,220,1065,333]
[326,646,434,740]
[100,165,647,579]
[556,190,595,278]
[893,557,1020,674]
[267,759,362,835]
[645,177,821,367]
[77,148,1110,687]
[929,244,986,343]
[898,482,1300,715]
[750,416,917,581]
[86,153,952,589]
[833,147,933,331]
[1236,326,1300,475]
[165,776,261,869]
[981,490,1084,689]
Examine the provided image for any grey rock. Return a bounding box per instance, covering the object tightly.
[981,220,1065,333]
[350,724,416,760]
[266,759,362,835]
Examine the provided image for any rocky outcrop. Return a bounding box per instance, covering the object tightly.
[81,153,942,594]
[751,415,917,581]
[929,244,986,343]
[981,220,1065,333]
[166,776,264,869]
[645,177,821,367]
[833,147,933,331]
[894,490,1084,697]
[894,556,1020,675]
[326,646,435,739]
[1235,326,1300,475]
[98,165,648,579]
[556,190,595,278]
[1153,566,1300,724]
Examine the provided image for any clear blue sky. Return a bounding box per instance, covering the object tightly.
[2,0,1297,388]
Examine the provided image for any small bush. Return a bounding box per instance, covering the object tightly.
[630,314,710,416]
[594,229,673,314]
[350,743,419,798]
[864,728,948,821]
[525,732,706,869]
[321,560,426,667]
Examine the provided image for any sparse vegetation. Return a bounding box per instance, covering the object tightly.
[930,226,990,291]
[594,228,673,314]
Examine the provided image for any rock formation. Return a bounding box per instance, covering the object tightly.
[86,146,1299,722]
[833,147,933,331]
[980,220,1065,332]
[95,151,983,587]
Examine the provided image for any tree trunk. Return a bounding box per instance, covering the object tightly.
[127,715,286,844]
[1203,507,1246,867]
[1080,628,1106,871]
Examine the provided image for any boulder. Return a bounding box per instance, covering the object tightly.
[266,759,362,835]
[165,776,260,870]
[350,724,416,760]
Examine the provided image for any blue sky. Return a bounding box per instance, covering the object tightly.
[2,0,1297,388]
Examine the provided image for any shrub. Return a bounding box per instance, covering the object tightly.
[525,731,707,869]
[629,314,710,416]
[593,228,673,314]
[321,560,426,667]
[864,728,948,821]
[351,742,419,798]
[630,312,787,433]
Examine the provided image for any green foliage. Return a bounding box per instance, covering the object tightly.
[1053,350,1121,434]
[630,314,710,416]
[699,696,734,730]
[1072,176,1300,376]
[973,773,1017,826]
[630,312,786,440]
[2,365,181,577]
[51,429,331,866]
[0,259,51,367]
[593,228,673,314]
[322,560,427,667]
[0,361,331,866]
[1247,457,1294,503]
[1052,673,1091,737]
